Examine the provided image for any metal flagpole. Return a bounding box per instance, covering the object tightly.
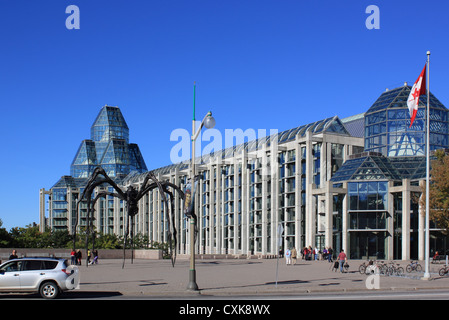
[423,51,431,280]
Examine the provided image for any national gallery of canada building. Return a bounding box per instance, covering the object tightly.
[40,84,449,260]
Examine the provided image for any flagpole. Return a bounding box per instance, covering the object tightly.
[423,51,431,280]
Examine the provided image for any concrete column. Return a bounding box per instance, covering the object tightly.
[402,179,411,260]
[216,163,222,254]
[325,181,333,248]
[418,180,425,261]
[114,197,121,236]
[305,131,315,247]
[233,161,239,254]
[387,181,395,260]
[271,152,280,255]
[295,142,301,253]
[342,183,348,254]
[241,153,249,255]
[39,189,48,232]
[261,150,268,255]
[220,165,225,254]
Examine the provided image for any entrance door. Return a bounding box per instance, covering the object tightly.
[350,231,386,259]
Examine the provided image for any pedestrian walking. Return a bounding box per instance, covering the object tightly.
[327,247,333,262]
[92,250,99,264]
[76,249,82,265]
[305,247,311,261]
[291,247,297,265]
[285,248,291,265]
[70,249,76,265]
[87,249,92,265]
[338,249,347,273]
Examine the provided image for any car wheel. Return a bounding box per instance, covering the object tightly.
[40,281,60,299]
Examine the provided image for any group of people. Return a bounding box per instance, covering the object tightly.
[284,247,298,265]
[301,246,334,262]
[70,249,99,265]
[6,249,100,267]
[283,246,348,272]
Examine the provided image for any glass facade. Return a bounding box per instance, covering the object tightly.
[332,84,449,260]
[331,154,428,183]
[348,181,388,212]
[71,106,147,178]
[41,84,449,260]
[364,86,449,156]
[347,181,388,259]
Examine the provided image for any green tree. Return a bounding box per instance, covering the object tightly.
[9,224,46,248]
[96,233,121,249]
[0,219,12,247]
[49,229,72,248]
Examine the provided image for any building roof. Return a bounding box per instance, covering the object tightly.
[51,176,89,189]
[100,115,362,186]
[330,152,428,182]
[365,85,447,115]
[341,113,364,138]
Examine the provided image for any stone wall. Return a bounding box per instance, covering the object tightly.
[0,248,162,263]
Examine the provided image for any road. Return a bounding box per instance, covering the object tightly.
[39,288,449,300]
[3,288,449,300]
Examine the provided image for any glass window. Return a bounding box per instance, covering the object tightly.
[53,189,67,201]
[23,260,42,271]
[348,183,358,194]
[0,261,22,272]
[358,193,367,210]
[350,195,358,211]
[349,212,387,230]
[347,181,388,211]
[358,183,367,193]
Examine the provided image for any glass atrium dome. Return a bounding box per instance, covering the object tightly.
[364,85,448,157]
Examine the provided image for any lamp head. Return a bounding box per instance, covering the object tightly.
[204,112,216,129]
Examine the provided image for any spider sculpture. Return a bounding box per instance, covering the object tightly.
[74,166,185,268]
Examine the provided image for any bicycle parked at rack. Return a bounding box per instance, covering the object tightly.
[386,261,404,276]
[359,260,387,275]
[439,265,449,277]
[359,261,371,274]
[406,260,422,273]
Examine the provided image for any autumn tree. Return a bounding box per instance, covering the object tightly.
[426,149,449,232]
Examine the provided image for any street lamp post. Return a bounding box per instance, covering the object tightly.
[187,83,215,291]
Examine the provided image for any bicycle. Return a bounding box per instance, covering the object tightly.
[439,265,449,277]
[386,261,404,276]
[364,260,387,275]
[406,260,422,273]
[359,260,371,275]
[377,261,389,275]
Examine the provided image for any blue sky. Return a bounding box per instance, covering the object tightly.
[0,0,448,230]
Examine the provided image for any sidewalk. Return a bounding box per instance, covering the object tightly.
[74,258,449,297]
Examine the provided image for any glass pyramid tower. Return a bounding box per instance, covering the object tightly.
[70,106,147,178]
[364,85,448,157]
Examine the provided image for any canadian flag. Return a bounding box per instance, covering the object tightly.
[407,64,427,128]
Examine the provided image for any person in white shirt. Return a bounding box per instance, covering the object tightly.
[285,248,292,265]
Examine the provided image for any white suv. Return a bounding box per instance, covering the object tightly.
[0,257,75,299]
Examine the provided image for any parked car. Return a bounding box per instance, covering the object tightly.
[0,257,75,299]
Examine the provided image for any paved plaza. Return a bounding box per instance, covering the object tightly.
[71,257,449,297]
